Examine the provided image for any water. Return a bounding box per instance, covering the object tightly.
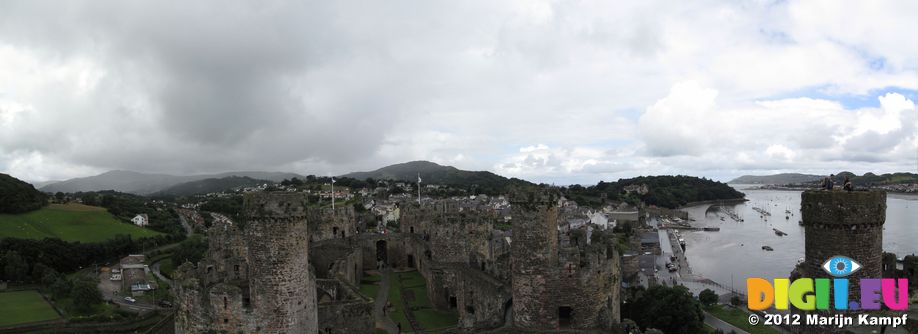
[679,186,918,293]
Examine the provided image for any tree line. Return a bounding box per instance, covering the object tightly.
[564,175,745,209]
[0,233,181,282]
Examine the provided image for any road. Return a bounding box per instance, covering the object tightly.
[97,270,158,314]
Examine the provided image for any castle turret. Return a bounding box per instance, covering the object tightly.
[243,192,317,333]
[510,190,560,329]
[800,190,886,300]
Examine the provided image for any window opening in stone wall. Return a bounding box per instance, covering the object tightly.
[559,306,573,329]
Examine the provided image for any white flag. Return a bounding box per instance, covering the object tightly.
[417,174,422,183]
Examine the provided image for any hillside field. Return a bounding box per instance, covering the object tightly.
[0,203,162,243]
[0,290,61,327]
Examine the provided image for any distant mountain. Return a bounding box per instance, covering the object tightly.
[342,161,534,194]
[824,171,918,186]
[154,176,273,197]
[728,173,822,185]
[40,170,305,195]
[0,173,48,214]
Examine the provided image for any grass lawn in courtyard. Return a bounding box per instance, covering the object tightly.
[360,273,382,299]
[392,271,458,332]
[0,290,61,327]
[0,203,162,243]
[706,305,781,334]
[387,277,412,332]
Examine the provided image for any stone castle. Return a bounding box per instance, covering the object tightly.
[793,190,918,333]
[175,190,623,333]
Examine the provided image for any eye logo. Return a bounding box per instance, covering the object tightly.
[822,256,862,277]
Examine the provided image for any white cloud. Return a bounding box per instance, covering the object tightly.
[0,0,916,184]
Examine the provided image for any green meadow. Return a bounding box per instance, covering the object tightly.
[0,203,162,243]
[0,290,61,327]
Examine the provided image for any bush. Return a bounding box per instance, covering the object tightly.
[699,289,718,307]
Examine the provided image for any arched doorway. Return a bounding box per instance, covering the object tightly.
[503,299,513,327]
[376,240,388,266]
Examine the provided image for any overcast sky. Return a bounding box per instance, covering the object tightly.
[1,0,916,185]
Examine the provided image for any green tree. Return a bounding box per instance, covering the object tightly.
[3,251,29,282]
[730,294,742,307]
[71,278,103,313]
[623,285,705,334]
[171,235,209,266]
[50,277,72,300]
[30,263,52,283]
[699,288,718,307]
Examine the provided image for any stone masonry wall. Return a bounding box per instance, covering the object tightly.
[800,190,885,299]
[243,192,317,334]
[510,190,560,330]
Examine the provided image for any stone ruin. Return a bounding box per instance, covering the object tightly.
[174,192,372,334]
[176,189,622,333]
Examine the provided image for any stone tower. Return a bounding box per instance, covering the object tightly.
[799,190,886,300]
[243,192,317,333]
[510,190,559,329]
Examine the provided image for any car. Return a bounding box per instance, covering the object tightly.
[124,297,136,303]
[158,300,173,308]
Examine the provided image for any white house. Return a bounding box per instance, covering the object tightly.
[131,214,149,227]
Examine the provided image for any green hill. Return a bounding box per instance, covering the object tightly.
[154,176,272,196]
[566,175,745,209]
[830,171,918,186]
[0,173,48,214]
[342,161,534,194]
[0,203,162,243]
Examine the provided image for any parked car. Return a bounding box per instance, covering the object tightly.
[124,297,136,303]
[158,300,173,308]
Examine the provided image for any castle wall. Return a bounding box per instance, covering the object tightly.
[308,206,357,242]
[243,193,317,334]
[174,275,209,334]
[311,240,363,285]
[511,191,560,330]
[800,190,885,299]
[316,279,374,334]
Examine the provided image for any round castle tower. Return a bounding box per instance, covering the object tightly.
[510,190,560,329]
[243,192,317,334]
[800,190,886,299]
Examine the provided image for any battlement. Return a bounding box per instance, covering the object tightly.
[508,189,559,206]
[309,206,355,218]
[243,192,309,218]
[801,190,886,227]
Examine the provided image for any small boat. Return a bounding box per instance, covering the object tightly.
[773,228,787,236]
[762,246,774,251]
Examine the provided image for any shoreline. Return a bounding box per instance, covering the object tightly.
[678,197,747,209]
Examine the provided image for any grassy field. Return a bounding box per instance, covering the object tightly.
[0,290,61,327]
[359,274,381,300]
[706,305,781,334]
[391,271,458,332]
[0,203,162,243]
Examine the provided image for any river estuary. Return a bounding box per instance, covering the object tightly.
[679,186,918,293]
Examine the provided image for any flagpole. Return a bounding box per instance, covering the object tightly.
[331,177,335,210]
[417,173,421,205]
